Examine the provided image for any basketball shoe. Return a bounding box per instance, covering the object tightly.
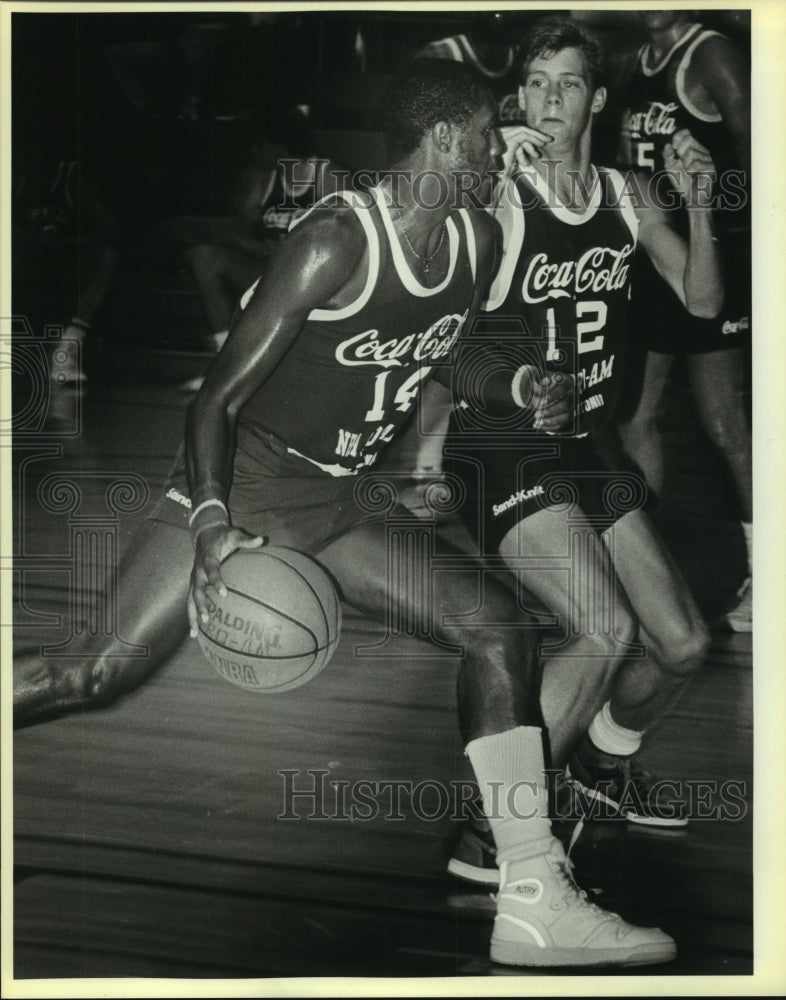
[448,772,589,887]
[448,821,499,885]
[491,837,677,967]
[565,736,688,828]
[725,576,752,633]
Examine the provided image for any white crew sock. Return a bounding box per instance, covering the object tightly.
[587,701,643,758]
[465,727,552,864]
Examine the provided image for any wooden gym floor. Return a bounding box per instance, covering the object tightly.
[6,344,771,992]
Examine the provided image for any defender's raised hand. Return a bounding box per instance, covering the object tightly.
[663,128,716,208]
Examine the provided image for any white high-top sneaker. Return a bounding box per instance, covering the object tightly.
[491,838,676,968]
[725,576,752,632]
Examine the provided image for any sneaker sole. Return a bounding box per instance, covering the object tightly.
[625,810,689,828]
[568,779,689,828]
[447,857,499,886]
[491,937,677,968]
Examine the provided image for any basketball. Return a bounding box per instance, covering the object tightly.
[196,546,342,693]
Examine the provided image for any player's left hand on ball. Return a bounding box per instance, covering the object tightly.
[188,524,265,637]
[663,128,716,208]
[533,372,576,432]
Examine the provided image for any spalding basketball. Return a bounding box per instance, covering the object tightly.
[196,546,342,693]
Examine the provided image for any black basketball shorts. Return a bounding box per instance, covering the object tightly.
[442,425,652,555]
[628,229,751,355]
[149,425,413,555]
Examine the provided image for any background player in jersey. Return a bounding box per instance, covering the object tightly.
[442,17,723,883]
[387,10,543,480]
[615,11,752,632]
[413,10,555,125]
[13,59,677,969]
[181,104,344,390]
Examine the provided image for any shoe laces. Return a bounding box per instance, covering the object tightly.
[549,852,607,916]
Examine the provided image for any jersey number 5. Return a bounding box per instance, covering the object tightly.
[637,141,656,171]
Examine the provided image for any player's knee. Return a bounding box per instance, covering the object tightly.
[701,411,749,454]
[621,410,658,440]
[579,603,640,666]
[655,616,710,675]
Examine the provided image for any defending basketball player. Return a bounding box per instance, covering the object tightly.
[442,18,723,884]
[14,59,678,968]
[616,11,753,632]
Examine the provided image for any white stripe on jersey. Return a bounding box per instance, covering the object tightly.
[308,189,381,321]
[458,208,477,282]
[377,192,460,297]
[442,36,464,61]
[675,30,725,123]
[484,175,526,311]
[522,165,604,225]
[640,22,703,76]
[237,188,381,320]
[285,445,359,476]
[603,168,640,244]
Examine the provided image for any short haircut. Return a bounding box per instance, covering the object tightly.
[518,16,607,91]
[382,58,494,161]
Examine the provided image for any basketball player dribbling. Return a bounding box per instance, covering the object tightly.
[442,18,723,883]
[14,59,678,968]
[616,10,753,631]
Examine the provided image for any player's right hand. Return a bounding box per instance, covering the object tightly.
[500,124,553,174]
[532,372,577,433]
[663,128,716,208]
[188,524,265,638]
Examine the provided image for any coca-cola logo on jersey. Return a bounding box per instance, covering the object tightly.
[335,310,469,369]
[522,245,634,304]
[626,101,679,139]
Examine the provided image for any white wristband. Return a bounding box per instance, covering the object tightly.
[188,498,228,527]
[511,364,537,410]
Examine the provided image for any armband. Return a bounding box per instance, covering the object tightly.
[189,498,228,526]
[189,498,229,546]
[511,364,538,410]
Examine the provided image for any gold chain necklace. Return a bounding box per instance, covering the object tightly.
[395,209,446,273]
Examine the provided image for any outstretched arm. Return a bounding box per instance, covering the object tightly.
[634,129,724,318]
[185,209,365,632]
